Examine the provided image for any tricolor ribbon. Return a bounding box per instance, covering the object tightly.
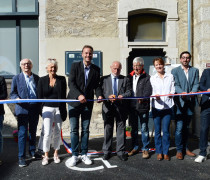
[1,91,210,104]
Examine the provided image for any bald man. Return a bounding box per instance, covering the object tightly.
[98,61,132,161]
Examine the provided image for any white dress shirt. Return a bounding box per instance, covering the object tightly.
[150,73,175,110]
[133,74,140,96]
[181,65,189,81]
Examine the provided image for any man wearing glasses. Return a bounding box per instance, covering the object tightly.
[10,58,40,167]
[171,51,199,160]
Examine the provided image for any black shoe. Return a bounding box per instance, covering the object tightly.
[19,158,27,167]
[103,153,111,160]
[29,151,36,159]
[29,151,42,159]
[118,154,128,161]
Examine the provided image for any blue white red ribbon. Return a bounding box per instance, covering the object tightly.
[1,91,210,104]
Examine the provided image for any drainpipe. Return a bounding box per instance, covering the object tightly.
[188,0,191,54]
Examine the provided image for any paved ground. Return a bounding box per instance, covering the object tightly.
[0,136,210,180]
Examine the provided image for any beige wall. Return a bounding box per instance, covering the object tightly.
[46,0,119,38]
[39,38,120,77]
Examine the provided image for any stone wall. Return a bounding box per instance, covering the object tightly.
[46,0,119,38]
[177,0,188,56]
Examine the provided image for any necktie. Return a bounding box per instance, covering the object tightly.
[113,77,117,96]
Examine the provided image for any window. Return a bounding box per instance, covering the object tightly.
[0,0,38,78]
[0,0,38,15]
[128,14,166,42]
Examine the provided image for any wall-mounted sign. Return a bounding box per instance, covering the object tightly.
[65,51,103,76]
[206,63,210,68]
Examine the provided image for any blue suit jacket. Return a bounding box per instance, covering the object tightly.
[200,68,210,108]
[10,72,40,116]
[171,65,199,115]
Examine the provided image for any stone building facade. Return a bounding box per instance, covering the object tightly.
[3,0,210,136]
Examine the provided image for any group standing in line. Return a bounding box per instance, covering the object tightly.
[0,45,208,167]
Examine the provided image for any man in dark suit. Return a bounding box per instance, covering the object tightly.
[0,76,7,165]
[195,68,210,163]
[98,61,132,161]
[67,45,102,166]
[171,51,199,160]
[10,58,40,167]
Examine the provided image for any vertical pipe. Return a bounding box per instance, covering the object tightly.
[188,0,191,54]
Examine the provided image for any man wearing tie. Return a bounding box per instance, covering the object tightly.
[98,61,132,161]
[67,45,102,166]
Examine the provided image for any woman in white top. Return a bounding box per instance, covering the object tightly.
[150,57,175,161]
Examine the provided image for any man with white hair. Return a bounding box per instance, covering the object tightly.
[98,61,132,161]
[10,58,41,167]
[127,57,152,159]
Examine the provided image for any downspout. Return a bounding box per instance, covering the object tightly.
[188,0,191,54]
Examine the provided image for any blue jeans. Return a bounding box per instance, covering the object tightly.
[0,115,4,154]
[17,110,39,159]
[152,108,172,155]
[69,105,92,156]
[175,114,192,152]
[129,110,149,151]
[199,107,210,156]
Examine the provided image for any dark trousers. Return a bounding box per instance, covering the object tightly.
[175,114,192,152]
[102,109,126,156]
[17,109,39,159]
[199,107,210,156]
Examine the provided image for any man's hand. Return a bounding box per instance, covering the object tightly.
[117,95,123,100]
[208,88,210,92]
[189,92,195,98]
[78,95,87,103]
[138,99,143,104]
[181,92,187,99]
[155,94,160,100]
[109,94,116,103]
[97,96,103,103]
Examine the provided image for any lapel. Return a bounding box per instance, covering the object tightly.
[20,72,28,97]
[118,75,123,94]
[107,75,113,95]
[80,61,85,87]
[178,66,188,84]
[55,76,61,98]
[86,64,94,88]
[188,66,193,86]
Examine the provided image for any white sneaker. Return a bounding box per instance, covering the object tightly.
[54,156,61,164]
[81,155,92,165]
[194,155,206,163]
[42,156,49,166]
[69,156,79,167]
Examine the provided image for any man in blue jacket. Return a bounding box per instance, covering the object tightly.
[195,68,210,163]
[171,51,199,160]
[10,58,40,167]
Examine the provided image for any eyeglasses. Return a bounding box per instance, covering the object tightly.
[133,65,143,67]
[181,56,190,60]
[21,63,31,66]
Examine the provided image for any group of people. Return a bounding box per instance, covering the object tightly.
[0,45,209,168]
